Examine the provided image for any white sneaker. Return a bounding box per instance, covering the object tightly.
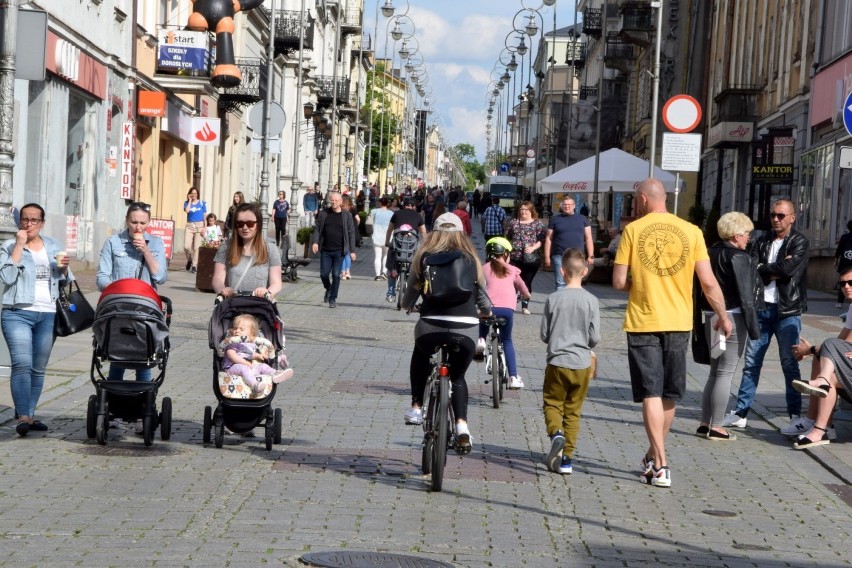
[134,420,144,435]
[475,337,486,356]
[508,376,524,389]
[720,411,747,428]
[455,422,473,454]
[521,308,531,315]
[781,415,813,437]
[404,407,423,425]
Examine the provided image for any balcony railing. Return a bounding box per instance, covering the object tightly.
[316,75,351,106]
[565,40,586,69]
[604,35,634,71]
[341,6,362,35]
[270,10,315,54]
[582,8,602,37]
[621,9,654,32]
[218,58,265,112]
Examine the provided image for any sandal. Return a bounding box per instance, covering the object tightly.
[706,428,736,441]
[29,420,48,432]
[15,421,29,436]
[695,425,710,436]
[791,376,831,399]
[793,425,831,449]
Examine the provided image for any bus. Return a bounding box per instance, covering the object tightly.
[486,175,521,215]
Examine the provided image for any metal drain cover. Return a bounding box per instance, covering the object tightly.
[300,551,454,567]
[70,442,184,457]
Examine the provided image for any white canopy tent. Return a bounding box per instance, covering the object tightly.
[521,166,551,188]
[538,148,680,194]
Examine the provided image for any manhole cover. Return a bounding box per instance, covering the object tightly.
[300,551,454,567]
[702,509,737,517]
[70,442,184,457]
[732,544,772,551]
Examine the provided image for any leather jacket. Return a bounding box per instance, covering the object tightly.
[701,241,762,340]
[751,228,808,318]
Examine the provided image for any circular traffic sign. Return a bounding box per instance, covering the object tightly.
[526,148,536,159]
[662,95,702,133]
[248,101,286,135]
[843,92,852,138]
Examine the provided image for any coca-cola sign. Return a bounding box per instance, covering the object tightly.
[562,181,588,191]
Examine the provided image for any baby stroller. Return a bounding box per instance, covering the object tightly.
[205,293,285,451]
[88,279,173,446]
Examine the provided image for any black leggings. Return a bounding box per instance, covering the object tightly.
[274,217,287,246]
[410,322,476,421]
[511,259,540,308]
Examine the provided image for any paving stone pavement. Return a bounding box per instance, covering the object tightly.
[0,223,851,567]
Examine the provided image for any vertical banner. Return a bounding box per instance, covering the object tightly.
[64,215,79,256]
[145,218,175,260]
[120,122,134,199]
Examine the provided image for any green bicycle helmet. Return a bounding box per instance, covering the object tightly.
[485,236,513,258]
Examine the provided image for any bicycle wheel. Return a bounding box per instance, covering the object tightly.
[499,351,506,401]
[431,375,450,492]
[490,334,501,409]
[421,383,435,475]
[396,267,408,311]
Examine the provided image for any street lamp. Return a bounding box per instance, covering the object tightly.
[381,0,395,18]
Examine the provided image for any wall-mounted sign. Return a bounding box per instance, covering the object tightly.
[138,91,166,117]
[156,30,209,73]
[707,121,754,147]
[752,164,794,184]
[120,122,134,199]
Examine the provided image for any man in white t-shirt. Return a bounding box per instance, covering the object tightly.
[723,199,809,431]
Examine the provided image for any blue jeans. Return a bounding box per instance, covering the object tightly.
[1,309,56,418]
[341,249,352,272]
[551,254,565,290]
[108,365,152,381]
[319,249,345,302]
[478,307,518,376]
[735,304,802,417]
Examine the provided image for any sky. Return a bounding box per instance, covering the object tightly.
[364,0,580,162]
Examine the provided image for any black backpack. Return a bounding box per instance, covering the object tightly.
[422,251,476,304]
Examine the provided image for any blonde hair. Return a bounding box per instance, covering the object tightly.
[716,212,753,241]
[231,314,260,340]
[410,231,485,287]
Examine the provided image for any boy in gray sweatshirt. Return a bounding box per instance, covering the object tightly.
[540,248,600,474]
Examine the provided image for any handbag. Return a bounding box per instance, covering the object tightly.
[523,250,541,266]
[54,280,95,337]
[691,276,711,365]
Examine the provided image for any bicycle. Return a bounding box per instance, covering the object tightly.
[395,260,411,311]
[484,316,509,409]
[420,343,462,492]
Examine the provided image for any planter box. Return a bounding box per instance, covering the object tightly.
[195,246,218,293]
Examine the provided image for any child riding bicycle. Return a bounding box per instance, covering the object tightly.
[477,237,530,389]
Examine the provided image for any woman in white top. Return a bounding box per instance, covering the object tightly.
[369,196,395,280]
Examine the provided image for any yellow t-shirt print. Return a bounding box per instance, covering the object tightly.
[637,223,690,277]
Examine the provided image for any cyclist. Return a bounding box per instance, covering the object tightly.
[477,237,530,389]
[401,213,492,454]
[384,197,426,303]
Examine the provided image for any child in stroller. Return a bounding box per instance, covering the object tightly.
[219,314,294,397]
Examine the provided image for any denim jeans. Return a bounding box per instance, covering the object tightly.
[341,249,352,272]
[1,308,56,417]
[550,254,565,290]
[478,307,518,376]
[108,365,152,382]
[319,249,344,302]
[735,304,802,417]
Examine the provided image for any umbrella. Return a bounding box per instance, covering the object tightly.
[538,148,680,194]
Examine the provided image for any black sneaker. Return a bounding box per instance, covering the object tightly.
[329,301,337,308]
[323,290,330,303]
[185,260,192,271]
[546,431,565,473]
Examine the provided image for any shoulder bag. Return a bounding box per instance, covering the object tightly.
[54,280,95,337]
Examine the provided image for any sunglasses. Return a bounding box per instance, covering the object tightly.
[839,280,852,287]
[129,202,151,212]
[770,213,788,220]
[236,220,257,229]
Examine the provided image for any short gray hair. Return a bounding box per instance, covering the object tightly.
[717,211,753,241]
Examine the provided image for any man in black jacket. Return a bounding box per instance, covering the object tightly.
[311,192,358,308]
[723,199,809,430]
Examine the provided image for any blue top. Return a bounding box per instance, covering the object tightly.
[184,200,207,223]
[547,213,590,256]
[303,192,319,212]
[0,235,72,308]
[273,199,290,219]
[96,229,168,291]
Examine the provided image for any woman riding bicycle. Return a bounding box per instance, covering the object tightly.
[477,237,530,389]
[401,213,492,454]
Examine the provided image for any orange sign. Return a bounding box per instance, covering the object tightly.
[138,91,166,117]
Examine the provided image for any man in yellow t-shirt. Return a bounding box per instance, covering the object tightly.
[613,178,731,489]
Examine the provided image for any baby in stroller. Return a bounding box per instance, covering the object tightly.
[219,314,294,396]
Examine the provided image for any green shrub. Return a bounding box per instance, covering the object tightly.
[296,227,313,245]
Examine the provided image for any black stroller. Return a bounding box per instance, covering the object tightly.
[204,294,285,451]
[88,279,173,446]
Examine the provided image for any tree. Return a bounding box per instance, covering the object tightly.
[361,63,399,175]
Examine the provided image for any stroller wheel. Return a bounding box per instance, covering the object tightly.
[203,406,212,444]
[214,408,224,449]
[264,406,274,451]
[96,413,108,446]
[160,397,172,441]
[86,395,97,439]
[142,415,154,447]
[273,407,283,445]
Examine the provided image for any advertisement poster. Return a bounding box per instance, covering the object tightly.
[146,218,175,260]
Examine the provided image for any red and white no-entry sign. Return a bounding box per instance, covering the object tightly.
[662,95,702,133]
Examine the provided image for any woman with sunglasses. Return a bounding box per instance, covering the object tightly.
[183,187,207,273]
[213,203,282,300]
[96,202,167,385]
[0,204,73,436]
[695,212,761,441]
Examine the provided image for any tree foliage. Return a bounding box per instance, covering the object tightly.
[361,63,399,174]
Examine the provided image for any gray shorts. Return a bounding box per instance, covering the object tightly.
[626,331,689,403]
